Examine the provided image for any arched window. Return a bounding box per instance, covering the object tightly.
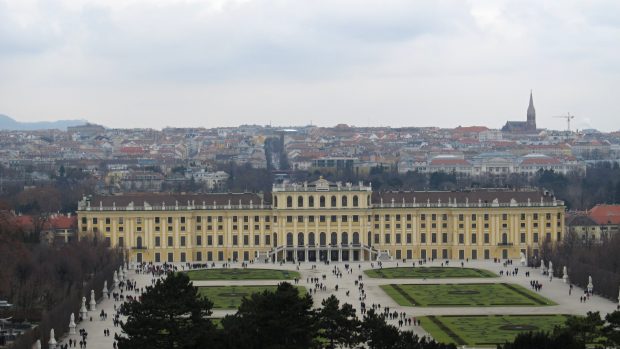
[331,196,337,207]
[367,195,371,206]
[367,231,372,246]
[274,196,278,208]
[273,233,278,247]
[297,196,304,208]
[331,232,338,245]
[286,233,293,246]
[502,233,508,244]
[342,196,348,207]
[136,236,143,248]
[353,195,359,207]
[308,232,315,246]
[298,232,304,246]
[320,196,326,208]
[320,232,326,246]
[287,196,293,208]
[309,196,315,207]
[341,232,348,245]
[353,232,359,244]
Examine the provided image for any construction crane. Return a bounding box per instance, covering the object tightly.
[553,113,575,132]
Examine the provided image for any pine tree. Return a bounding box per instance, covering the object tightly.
[220,282,317,349]
[118,273,215,349]
[316,295,361,349]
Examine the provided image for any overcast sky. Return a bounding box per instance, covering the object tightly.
[0,0,619,131]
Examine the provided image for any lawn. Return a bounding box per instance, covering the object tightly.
[365,267,496,279]
[198,285,306,309]
[186,268,300,281]
[420,314,569,346]
[380,283,555,307]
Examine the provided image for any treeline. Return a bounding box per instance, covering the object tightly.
[0,222,122,349]
[3,160,619,212]
[0,165,96,214]
[214,161,620,210]
[292,162,620,210]
[546,232,620,301]
[120,273,456,349]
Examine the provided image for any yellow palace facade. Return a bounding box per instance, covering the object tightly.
[77,178,565,263]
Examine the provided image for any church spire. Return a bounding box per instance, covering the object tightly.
[527,90,536,130]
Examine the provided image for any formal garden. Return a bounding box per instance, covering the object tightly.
[380,283,555,307]
[419,314,569,346]
[198,285,306,309]
[365,266,497,279]
[186,268,300,280]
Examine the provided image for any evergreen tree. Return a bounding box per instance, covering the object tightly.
[118,273,215,349]
[397,330,457,349]
[497,330,583,349]
[361,309,401,349]
[603,310,620,347]
[316,295,361,349]
[220,282,317,349]
[564,311,604,346]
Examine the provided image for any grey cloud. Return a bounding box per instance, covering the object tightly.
[0,0,618,130]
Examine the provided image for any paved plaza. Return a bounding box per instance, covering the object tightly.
[56,259,619,349]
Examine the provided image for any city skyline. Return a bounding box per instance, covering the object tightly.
[1,0,619,131]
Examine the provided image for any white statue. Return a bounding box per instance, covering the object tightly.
[562,266,568,283]
[33,339,41,349]
[118,267,124,282]
[90,290,96,311]
[548,261,554,276]
[48,329,57,349]
[519,252,526,266]
[587,275,594,294]
[103,280,108,295]
[113,271,118,288]
[69,313,76,334]
[540,259,545,274]
[80,296,88,319]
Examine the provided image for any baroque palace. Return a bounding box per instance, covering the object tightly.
[77,178,565,263]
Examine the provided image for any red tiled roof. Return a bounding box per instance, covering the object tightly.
[520,157,561,165]
[454,126,489,133]
[430,158,470,166]
[457,138,480,144]
[47,215,77,230]
[13,215,33,230]
[119,146,145,155]
[589,205,620,225]
[489,140,515,146]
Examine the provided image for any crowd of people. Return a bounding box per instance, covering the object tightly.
[49,257,610,348]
